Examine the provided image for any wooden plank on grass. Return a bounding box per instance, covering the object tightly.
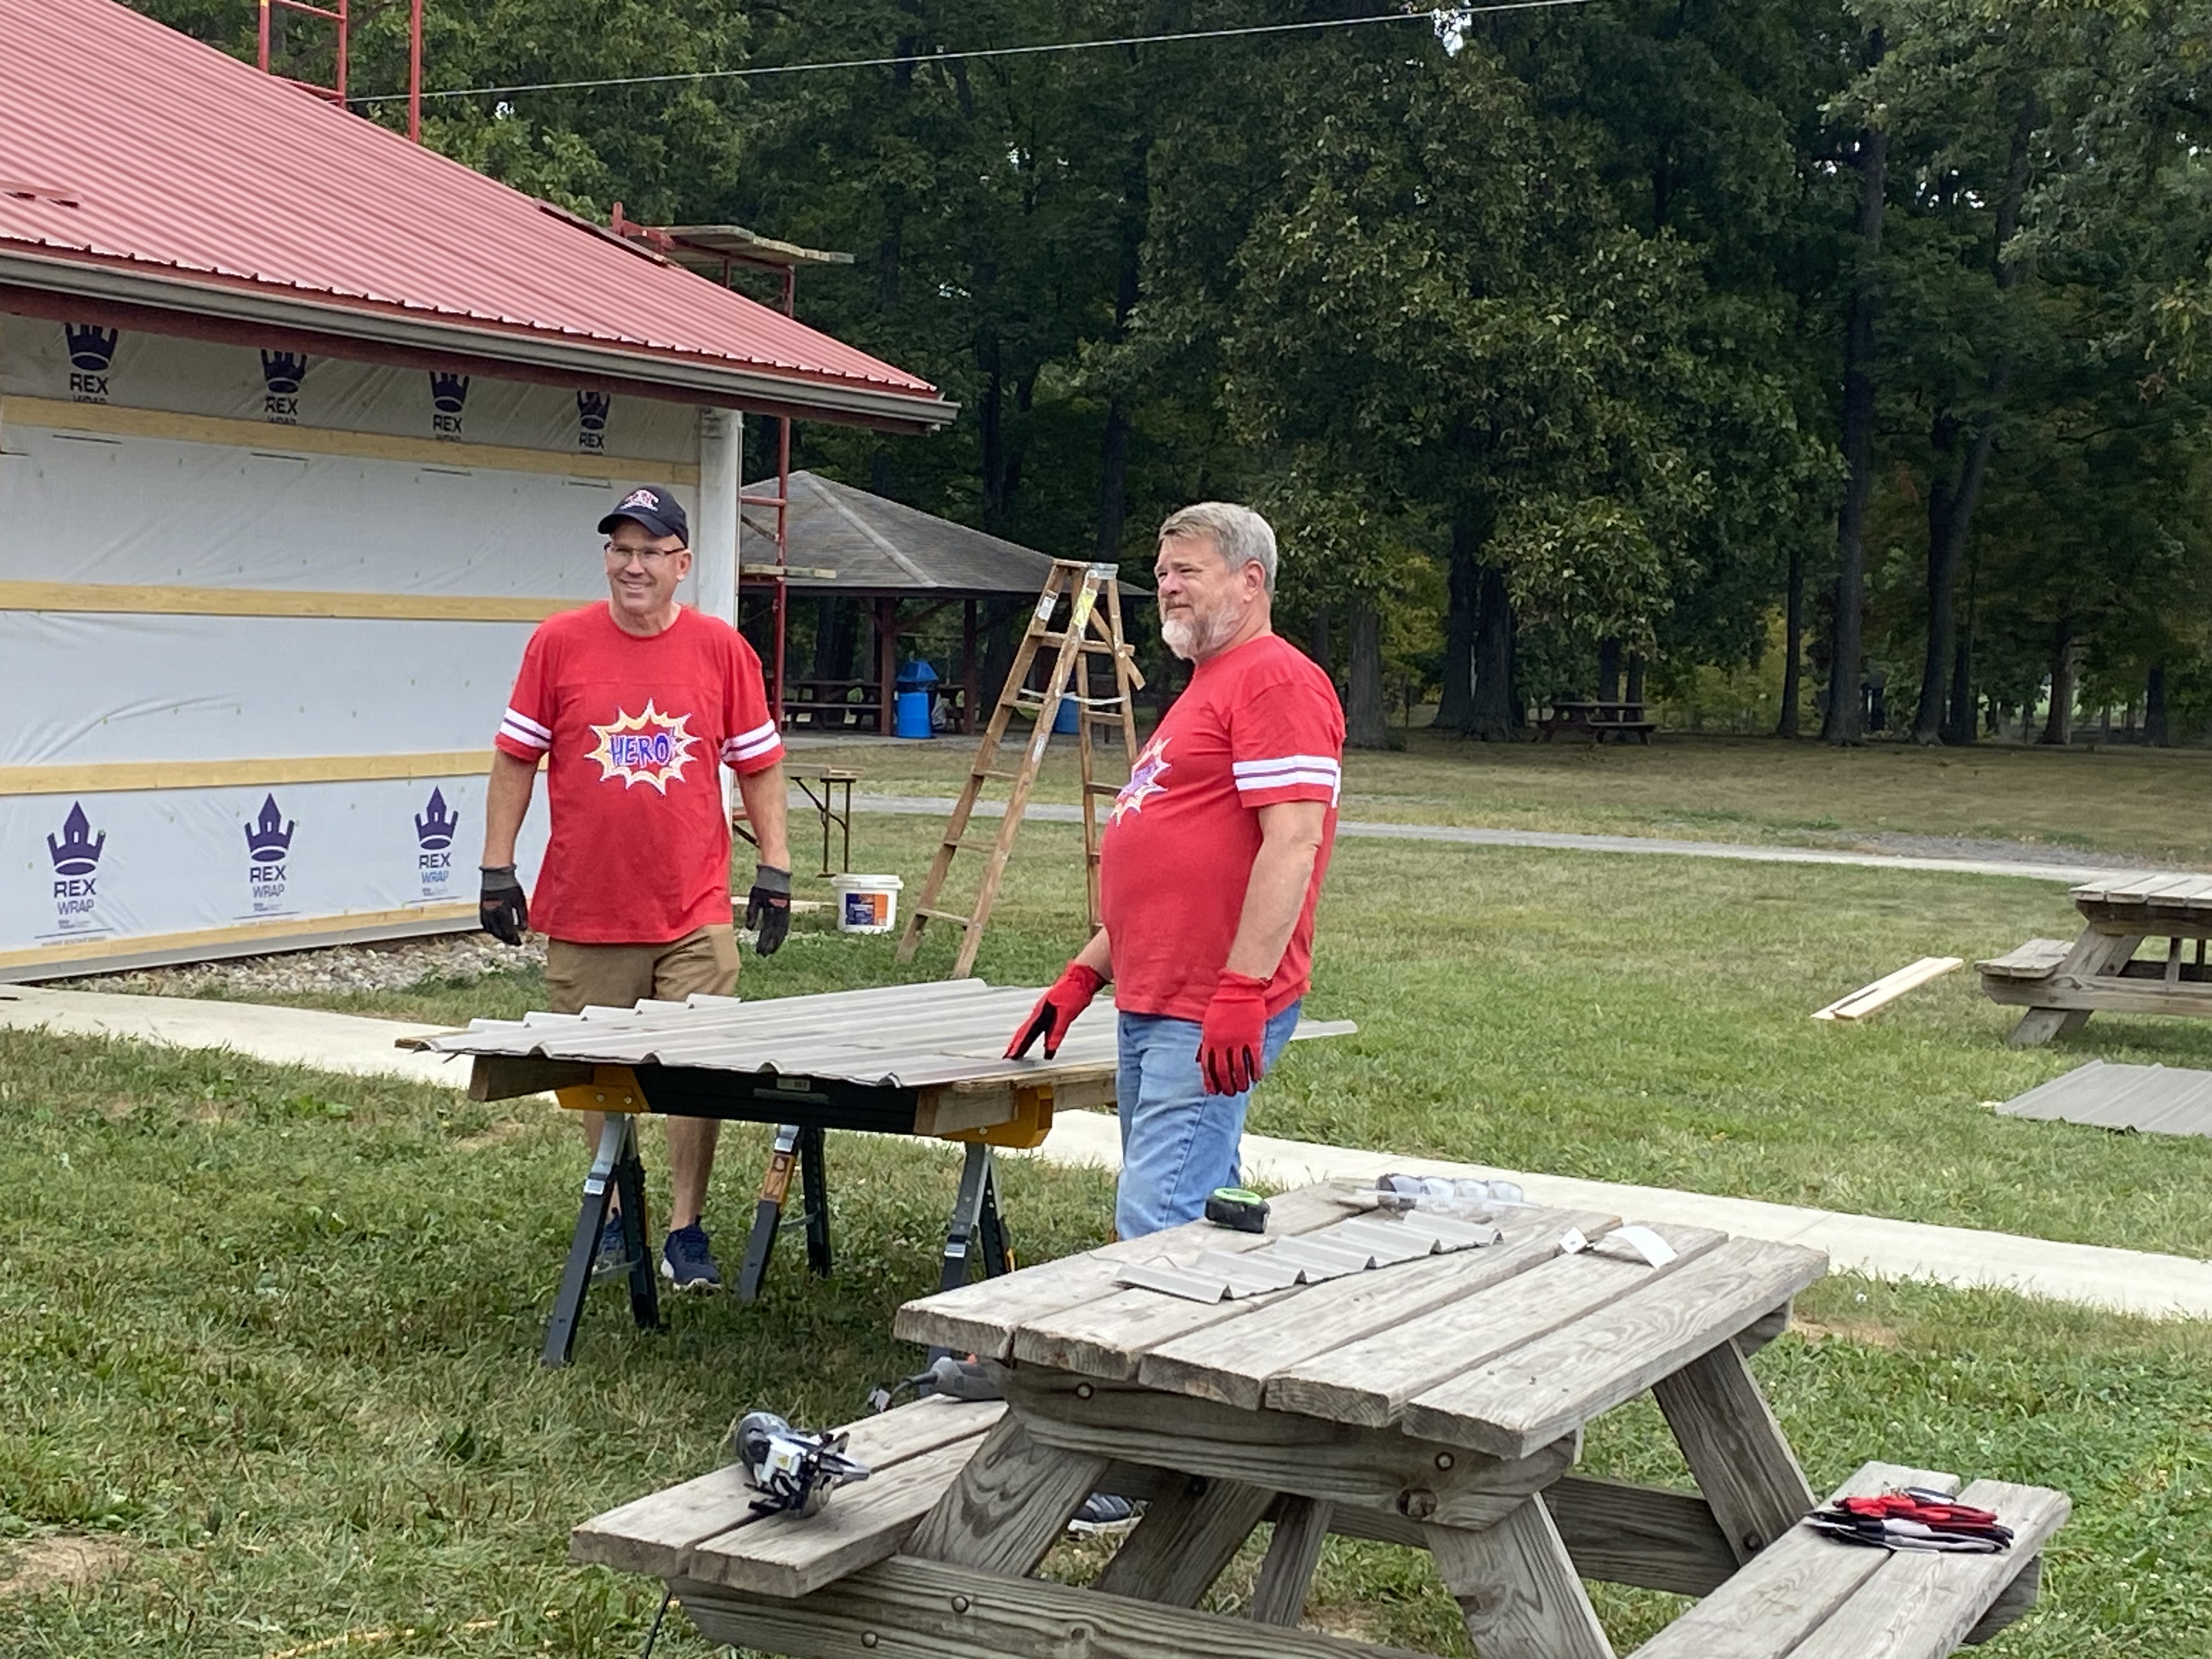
[1812,956,1962,1021]
[1266,1222,1726,1429]
[1137,1207,1618,1409]
[569,1396,1003,1577]
[1402,1238,1829,1459]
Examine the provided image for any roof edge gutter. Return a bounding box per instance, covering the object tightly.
[0,248,959,434]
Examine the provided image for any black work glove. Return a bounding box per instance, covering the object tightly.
[479,865,528,945]
[745,865,792,956]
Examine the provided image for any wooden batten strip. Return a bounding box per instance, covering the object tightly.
[0,750,499,798]
[0,580,584,623]
[2,394,697,484]
[0,902,475,970]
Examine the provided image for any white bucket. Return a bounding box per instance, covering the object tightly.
[830,874,904,934]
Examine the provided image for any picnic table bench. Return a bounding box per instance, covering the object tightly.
[573,1182,2062,1659]
[1537,700,1656,744]
[1979,870,2212,1045]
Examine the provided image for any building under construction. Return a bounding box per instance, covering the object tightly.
[0,0,953,980]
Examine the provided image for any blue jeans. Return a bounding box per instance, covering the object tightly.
[1115,1001,1302,1240]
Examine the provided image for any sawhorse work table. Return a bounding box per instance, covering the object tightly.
[402,980,1347,1367]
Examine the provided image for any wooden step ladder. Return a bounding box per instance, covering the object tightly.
[898,558,1144,977]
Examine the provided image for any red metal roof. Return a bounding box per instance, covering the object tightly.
[0,0,950,427]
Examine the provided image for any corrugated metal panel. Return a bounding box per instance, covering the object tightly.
[759,472,1061,596]
[417,979,1106,1087]
[1998,1059,2212,1137]
[415,978,1352,1090]
[1,0,943,412]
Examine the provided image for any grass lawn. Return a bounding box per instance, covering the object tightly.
[789,727,2212,864]
[222,816,2212,1261]
[2,1029,2207,1657]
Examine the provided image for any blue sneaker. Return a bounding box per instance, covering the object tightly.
[661,1223,723,1293]
[591,1213,640,1282]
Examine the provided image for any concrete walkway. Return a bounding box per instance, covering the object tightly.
[839,793,2128,885]
[8,983,2210,1321]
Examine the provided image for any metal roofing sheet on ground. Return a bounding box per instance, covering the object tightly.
[1997,1059,2212,1137]
[2,0,945,416]
[412,978,1351,1090]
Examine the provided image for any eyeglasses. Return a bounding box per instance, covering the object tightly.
[604,541,685,566]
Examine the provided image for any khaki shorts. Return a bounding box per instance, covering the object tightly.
[544,924,740,1015]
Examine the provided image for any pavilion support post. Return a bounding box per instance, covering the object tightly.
[877,598,899,736]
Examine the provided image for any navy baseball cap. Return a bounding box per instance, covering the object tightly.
[599,484,689,544]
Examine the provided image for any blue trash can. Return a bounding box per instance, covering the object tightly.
[1052,693,1080,735]
[894,659,939,740]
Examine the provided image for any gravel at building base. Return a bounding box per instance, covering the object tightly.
[54,933,548,998]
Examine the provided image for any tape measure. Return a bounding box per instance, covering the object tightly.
[1204,1186,1270,1233]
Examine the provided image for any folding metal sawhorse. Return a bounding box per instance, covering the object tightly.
[537,1066,1037,1368]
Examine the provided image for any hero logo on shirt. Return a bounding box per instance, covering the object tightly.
[1110,733,1171,825]
[586,701,701,793]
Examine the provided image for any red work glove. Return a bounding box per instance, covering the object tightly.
[1005,962,1105,1059]
[1199,972,1272,1096]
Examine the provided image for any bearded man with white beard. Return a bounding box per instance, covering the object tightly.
[1005,502,1346,1239]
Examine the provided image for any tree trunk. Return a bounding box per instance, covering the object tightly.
[1824,29,1887,746]
[1094,400,1132,562]
[1092,161,1146,565]
[1468,562,1520,741]
[1778,540,1805,738]
[2147,663,2171,747]
[1309,607,1332,676]
[1596,637,1622,702]
[1347,601,1389,750]
[1914,95,2034,745]
[2039,622,2074,744]
[1437,518,1479,731]
[1941,549,1978,746]
[978,336,1017,536]
[1626,654,1646,707]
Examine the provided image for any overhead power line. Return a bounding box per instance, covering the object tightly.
[347,0,1593,106]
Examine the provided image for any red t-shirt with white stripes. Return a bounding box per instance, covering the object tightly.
[493,603,783,944]
[1099,631,1344,1020]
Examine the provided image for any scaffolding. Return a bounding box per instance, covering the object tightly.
[256,0,424,140]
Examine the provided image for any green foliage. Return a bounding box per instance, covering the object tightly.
[126,0,2212,726]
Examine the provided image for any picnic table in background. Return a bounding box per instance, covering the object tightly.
[1537,700,1656,744]
[573,1182,2064,1659]
[1979,871,2212,1046]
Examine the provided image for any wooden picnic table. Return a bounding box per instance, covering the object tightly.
[573,1182,2063,1659]
[1979,870,2212,1046]
[1537,700,1656,744]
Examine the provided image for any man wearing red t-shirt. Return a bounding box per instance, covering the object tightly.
[1006,503,1343,1238]
[479,484,791,1293]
